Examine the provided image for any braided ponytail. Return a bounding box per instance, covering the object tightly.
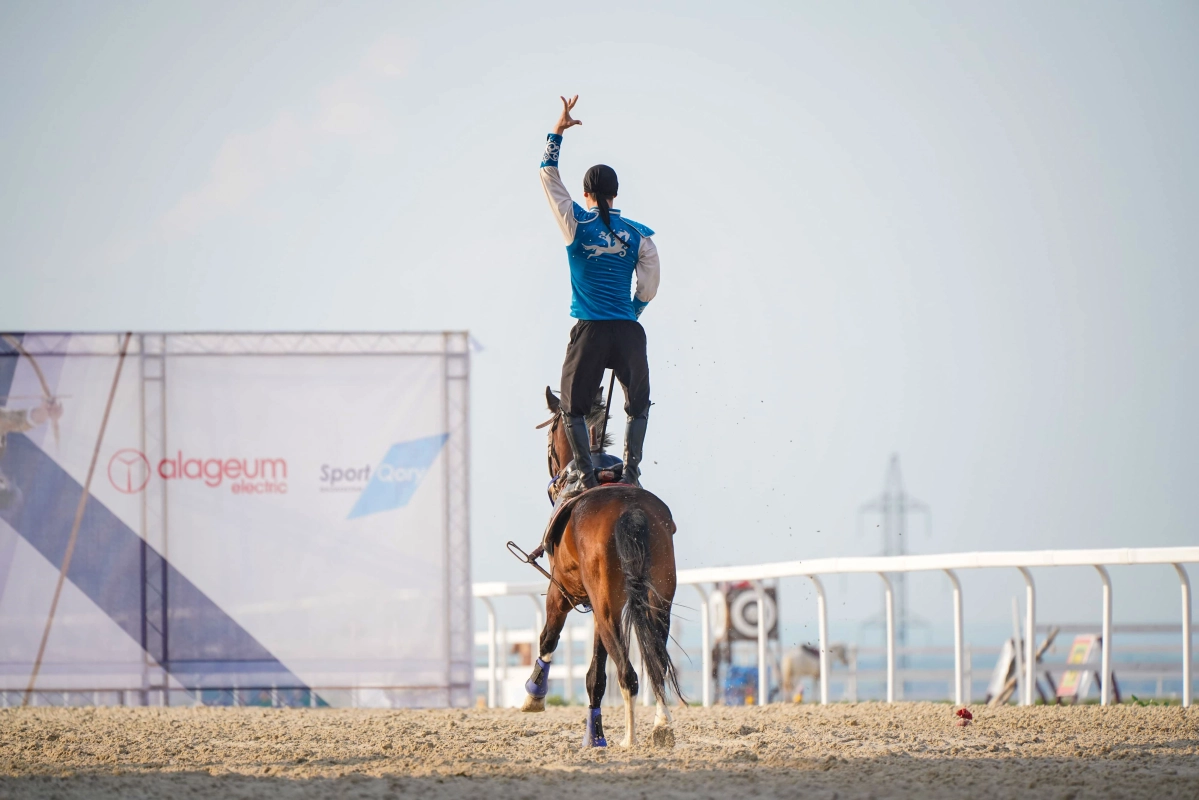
[583,164,627,254]
[595,194,625,251]
[595,194,612,226]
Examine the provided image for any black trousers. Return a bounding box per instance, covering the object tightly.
[560,320,650,419]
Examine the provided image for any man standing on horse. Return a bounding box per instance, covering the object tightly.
[540,95,660,498]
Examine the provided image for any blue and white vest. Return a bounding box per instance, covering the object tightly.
[540,133,660,321]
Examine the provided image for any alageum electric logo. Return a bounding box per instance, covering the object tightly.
[320,433,448,519]
[107,450,289,495]
[108,449,151,494]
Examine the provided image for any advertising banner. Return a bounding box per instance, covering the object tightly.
[0,333,471,708]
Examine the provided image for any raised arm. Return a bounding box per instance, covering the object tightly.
[539,95,584,244]
[632,236,660,318]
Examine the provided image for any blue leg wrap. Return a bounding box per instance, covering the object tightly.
[524,657,551,699]
[583,707,607,748]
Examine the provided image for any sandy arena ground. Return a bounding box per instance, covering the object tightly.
[1,703,1197,799]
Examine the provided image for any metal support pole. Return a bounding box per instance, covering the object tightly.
[1010,597,1024,706]
[1175,564,1192,708]
[751,580,768,704]
[1017,567,1036,706]
[808,575,829,705]
[1094,565,1112,706]
[944,569,963,706]
[500,626,509,686]
[878,573,895,703]
[847,646,858,703]
[693,584,712,707]
[481,598,497,708]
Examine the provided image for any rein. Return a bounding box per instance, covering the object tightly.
[597,370,616,451]
[517,374,620,612]
[541,414,569,505]
[506,540,591,613]
[540,369,618,504]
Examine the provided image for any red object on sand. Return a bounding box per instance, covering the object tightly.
[956,708,973,720]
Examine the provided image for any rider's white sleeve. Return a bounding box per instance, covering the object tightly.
[634,236,660,304]
[540,166,578,245]
[539,133,578,245]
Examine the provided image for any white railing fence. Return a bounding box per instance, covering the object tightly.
[474,547,1197,709]
[472,636,1195,708]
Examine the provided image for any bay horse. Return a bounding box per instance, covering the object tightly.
[520,386,682,748]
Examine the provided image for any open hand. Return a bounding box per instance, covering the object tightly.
[554,95,582,135]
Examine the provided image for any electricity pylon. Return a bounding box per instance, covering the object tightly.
[859,454,931,681]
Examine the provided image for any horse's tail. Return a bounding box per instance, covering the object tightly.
[613,506,683,703]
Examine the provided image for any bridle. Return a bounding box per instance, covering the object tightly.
[538,413,570,505]
[511,410,592,612]
[540,372,617,505]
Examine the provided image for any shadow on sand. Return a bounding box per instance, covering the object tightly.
[3,753,1199,800]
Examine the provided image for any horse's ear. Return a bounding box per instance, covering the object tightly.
[545,386,560,413]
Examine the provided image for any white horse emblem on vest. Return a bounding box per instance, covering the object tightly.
[582,230,629,258]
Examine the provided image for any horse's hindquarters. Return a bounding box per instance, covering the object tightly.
[547,487,681,749]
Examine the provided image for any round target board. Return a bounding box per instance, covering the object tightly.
[711,584,779,641]
[729,587,778,639]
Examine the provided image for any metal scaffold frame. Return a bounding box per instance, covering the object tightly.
[5,332,472,707]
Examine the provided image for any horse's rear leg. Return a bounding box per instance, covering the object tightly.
[583,632,609,747]
[594,613,638,748]
[521,584,571,712]
[621,685,636,748]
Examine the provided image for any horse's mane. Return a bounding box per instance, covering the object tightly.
[585,390,613,451]
[546,387,613,450]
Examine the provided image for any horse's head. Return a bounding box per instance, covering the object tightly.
[541,386,573,486]
[539,386,613,503]
[830,643,850,666]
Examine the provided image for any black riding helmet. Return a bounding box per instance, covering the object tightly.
[583,164,619,200]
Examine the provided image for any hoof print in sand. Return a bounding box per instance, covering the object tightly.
[649,726,675,748]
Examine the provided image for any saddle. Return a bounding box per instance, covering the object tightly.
[533,453,628,560]
[591,452,624,485]
[537,484,621,559]
[525,481,676,567]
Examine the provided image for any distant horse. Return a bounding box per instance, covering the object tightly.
[521,387,682,748]
[781,643,850,702]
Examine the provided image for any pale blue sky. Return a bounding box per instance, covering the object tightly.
[2,1,1197,637]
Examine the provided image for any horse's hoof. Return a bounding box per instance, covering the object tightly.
[520,695,545,713]
[649,725,675,749]
[583,708,607,747]
[524,658,551,700]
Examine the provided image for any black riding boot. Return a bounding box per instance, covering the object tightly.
[531,415,599,561]
[621,414,648,487]
[561,414,599,497]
